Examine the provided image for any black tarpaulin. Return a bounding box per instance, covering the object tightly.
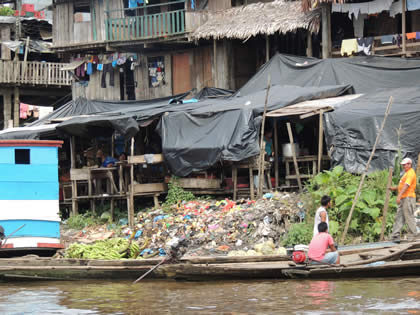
[324,87,420,173]
[237,53,420,96]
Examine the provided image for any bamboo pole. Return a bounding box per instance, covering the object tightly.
[317,110,324,174]
[257,75,271,197]
[286,123,302,193]
[22,36,30,82]
[380,167,394,241]
[341,96,394,244]
[265,35,270,62]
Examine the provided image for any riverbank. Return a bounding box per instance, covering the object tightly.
[60,192,304,259]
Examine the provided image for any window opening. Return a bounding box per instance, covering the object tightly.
[15,149,30,164]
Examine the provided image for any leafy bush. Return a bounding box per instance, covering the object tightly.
[306,166,397,243]
[283,222,313,246]
[65,212,101,230]
[163,177,195,210]
[0,7,14,16]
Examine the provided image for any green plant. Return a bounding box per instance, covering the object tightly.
[0,7,14,16]
[65,212,101,230]
[282,222,313,246]
[163,177,195,210]
[306,166,397,243]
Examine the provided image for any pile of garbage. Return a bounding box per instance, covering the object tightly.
[62,192,304,259]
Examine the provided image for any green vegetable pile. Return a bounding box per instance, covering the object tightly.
[307,166,397,243]
[64,238,141,260]
[0,7,14,16]
[163,177,195,210]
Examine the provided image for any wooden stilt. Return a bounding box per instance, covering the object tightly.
[213,39,217,87]
[233,164,238,200]
[286,123,302,193]
[128,137,135,228]
[402,0,407,55]
[274,119,279,190]
[13,87,19,127]
[249,166,254,200]
[306,30,313,57]
[257,75,271,197]
[265,35,270,62]
[317,110,324,174]
[153,194,159,208]
[110,199,114,222]
[70,136,78,215]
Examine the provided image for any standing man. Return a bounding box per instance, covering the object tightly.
[313,195,331,237]
[390,158,418,242]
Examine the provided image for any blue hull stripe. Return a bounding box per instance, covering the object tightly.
[0,220,60,238]
[0,164,58,182]
[0,182,58,200]
[0,147,58,165]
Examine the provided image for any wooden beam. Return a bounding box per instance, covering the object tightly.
[265,35,270,62]
[2,89,12,130]
[321,3,331,59]
[258,75,271,197]
[213,39,217,87]
[286,123,302,192]
[306,30,313,57]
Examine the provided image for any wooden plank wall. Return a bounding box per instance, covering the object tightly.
[53,2,74,46]
[206,0,231,11]
[94,0,106,41]
[72,70,121,101]
[192,46,213,90]
[0,25,11,61]
[215,40,234,90]
[135,54,173,100]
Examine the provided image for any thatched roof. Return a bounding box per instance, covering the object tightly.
[190,0,321,41]
[301,0,348,11]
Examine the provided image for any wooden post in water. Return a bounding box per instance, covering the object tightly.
[380,167,394,241]
[341,96,393,244]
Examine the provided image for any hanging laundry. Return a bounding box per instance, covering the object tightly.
[191,0,195,9]
[393,34,402,48]
[353,14,366,38]
[341,39,358,56]
[87,63,93,75]
[380,35,394,45]
[19,103,29,119]
[333,0,393,19]
[97,64,104,71]
[416,32,420,40]
[357,37,373,55]
[101,63,114,88]
[406,32,417,40]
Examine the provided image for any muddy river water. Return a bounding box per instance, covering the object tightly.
[1,277,420,314]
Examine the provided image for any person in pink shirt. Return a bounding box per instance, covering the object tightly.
[308,222,340,265]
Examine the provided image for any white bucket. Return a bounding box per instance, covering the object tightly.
[282,143,300,157]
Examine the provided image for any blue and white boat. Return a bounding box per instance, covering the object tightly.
[0,140,63,252]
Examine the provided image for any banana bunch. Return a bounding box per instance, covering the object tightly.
[64,238,142,260]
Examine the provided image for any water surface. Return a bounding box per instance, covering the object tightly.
[1,278,419,314]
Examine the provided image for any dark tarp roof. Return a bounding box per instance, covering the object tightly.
[237,53,420,96]
[324,87,420,173]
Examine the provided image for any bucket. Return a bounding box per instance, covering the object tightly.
[282,143,300,157]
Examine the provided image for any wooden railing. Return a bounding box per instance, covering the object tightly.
[105,1,186,42]
[0,60,72,86]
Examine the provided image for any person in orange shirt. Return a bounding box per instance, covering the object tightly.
[390,158,418,242]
